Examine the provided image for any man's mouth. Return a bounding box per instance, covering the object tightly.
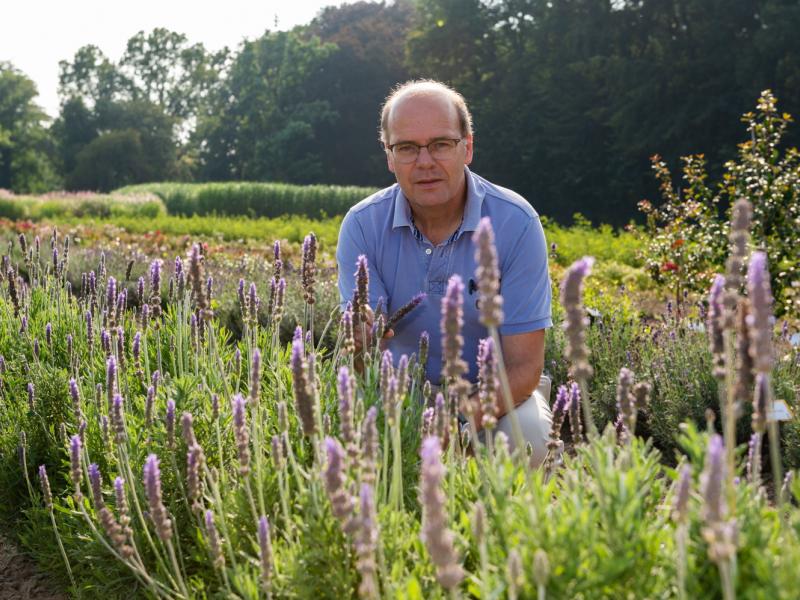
[416,178,441,185]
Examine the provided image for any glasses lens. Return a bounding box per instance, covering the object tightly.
[393,144,419,163]
[429,139,458,159]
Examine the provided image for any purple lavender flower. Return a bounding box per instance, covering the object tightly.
[45,323,52,348]
[700,435,726,523]
[181,412,197,446]
[478,337,498,429]
[149,259,163,298]
[473,217,504,327]
[111,394,126,444]
[323,437,354,526]
[249,348,261,404]
[88,463,103,508]
[291,337,317,436]
[248,282,259,323]
[166,399,176,448]
[258,515,272,588]
[66,333,73,358]
[187,444,205,512]
[672,464,691,523]
[137,276,145,303]
[132,332,141,363]
[27,382,34,411]
[338,367,356,449]
[38,465,53,510]
[145,386,155,429]
[143,454,173,541]
[301,232,317,305]
[418,331,430,371]
[341,302,355,354]
[419,436,464,589]
[707,274,726,379]
[385,292,427,333]
[746,251,774,373]
[353,255,370,320]
[70,434,82,498]
[441,275,468,386]
[100,328,111,354]
[568,381,582,442]
[106,355,117,410]
[205,510,224,569]
[560,257,595,382]
[232,394,250,475]
[69,378,82,420]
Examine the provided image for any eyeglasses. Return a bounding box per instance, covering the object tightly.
[386,138,462,164]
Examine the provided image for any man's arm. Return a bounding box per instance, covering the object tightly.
[472,329,545,427]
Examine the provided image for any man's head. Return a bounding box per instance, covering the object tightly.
[380,80,474,212]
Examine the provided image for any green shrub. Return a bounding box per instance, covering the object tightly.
[638,90,800,316]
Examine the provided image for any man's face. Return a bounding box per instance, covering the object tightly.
[384,93,473,212]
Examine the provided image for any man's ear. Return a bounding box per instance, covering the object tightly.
[464,135,474,166]
[385,148,396,174]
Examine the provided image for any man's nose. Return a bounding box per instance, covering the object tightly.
[415,145,435,166]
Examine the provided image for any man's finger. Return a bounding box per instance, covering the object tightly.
[382,328,395,339]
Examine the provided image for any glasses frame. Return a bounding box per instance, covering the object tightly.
[385,138,463,164]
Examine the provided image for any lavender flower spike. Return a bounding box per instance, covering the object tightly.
[143,454,173,541]
[232,394,250,475]
[69,435,82,499]
[473,217,504,327]
[323,437,355,528]
[746,251,774,373]
[291,337,317,436]
[258,515,273,589]
[700,435,737,562]
[38,465,53,510]
[441,275,468,384]
[419,436,464,589]
[204,510,225,569]
[707,274,726,379]
[88,463,103,508]
[560,256,595,381]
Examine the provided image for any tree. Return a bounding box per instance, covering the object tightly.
[197,30,336,182]
[0,62,60,193]
[306,0,414,185]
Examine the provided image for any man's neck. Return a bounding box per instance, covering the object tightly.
[411,200,466,246]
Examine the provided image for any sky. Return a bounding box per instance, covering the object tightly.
[1,0,351,119]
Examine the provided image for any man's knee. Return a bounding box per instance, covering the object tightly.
[495,376,553,467]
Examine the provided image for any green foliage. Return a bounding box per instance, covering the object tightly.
[115,181,378,219]
[638,91,800,316]
[0,191,166,221]
[0,62,61,193]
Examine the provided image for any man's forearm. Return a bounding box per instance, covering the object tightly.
[472,361,542,428]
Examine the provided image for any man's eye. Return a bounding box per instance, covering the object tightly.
[430,141,452,152]
[395,144,417,155]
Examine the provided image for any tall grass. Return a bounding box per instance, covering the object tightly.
[115,182,379,219]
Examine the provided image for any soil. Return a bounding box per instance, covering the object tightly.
[0,534,66,600]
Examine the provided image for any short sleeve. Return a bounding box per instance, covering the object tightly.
[336,210,389,310]
[498,216,552,335]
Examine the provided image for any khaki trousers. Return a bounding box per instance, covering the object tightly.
[494,375,553,468]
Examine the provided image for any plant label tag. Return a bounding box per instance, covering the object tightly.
[767,400,792,422]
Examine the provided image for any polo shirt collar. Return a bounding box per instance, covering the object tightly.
[391,166,486,233]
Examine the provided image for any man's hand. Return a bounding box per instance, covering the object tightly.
[352,305,394,372]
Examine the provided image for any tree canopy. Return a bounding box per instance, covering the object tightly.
[3,0,800,223]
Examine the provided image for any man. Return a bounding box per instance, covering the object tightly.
[336,80,553,465]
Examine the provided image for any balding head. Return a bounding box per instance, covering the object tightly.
[379,80,473,145]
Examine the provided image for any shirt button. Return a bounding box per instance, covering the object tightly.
[425,248,432,255]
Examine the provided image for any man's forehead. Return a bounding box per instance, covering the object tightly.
[387,91,460,133]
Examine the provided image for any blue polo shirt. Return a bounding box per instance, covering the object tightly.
[336,167,552,384]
